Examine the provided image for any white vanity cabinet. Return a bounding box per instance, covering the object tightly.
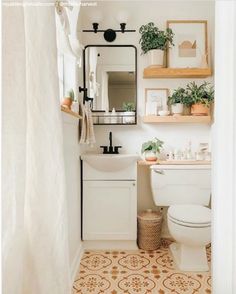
[81,154,138,241]
[83,180,136,240]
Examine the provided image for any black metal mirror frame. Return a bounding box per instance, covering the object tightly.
[82,44,137,125]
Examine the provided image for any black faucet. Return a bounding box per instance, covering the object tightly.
[109,131,113,153]
[100,132,122,154]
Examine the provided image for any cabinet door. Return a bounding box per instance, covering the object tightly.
[83,181,137,240]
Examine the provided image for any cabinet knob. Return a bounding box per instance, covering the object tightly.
[133,183,136,186]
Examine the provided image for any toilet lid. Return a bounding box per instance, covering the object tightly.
[168,205,211,226]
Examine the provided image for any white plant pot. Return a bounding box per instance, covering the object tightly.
[123,111,135,124]
[171,103,184,115]
[147,49,164,68]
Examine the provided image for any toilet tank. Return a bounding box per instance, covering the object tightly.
[150,165,211,206]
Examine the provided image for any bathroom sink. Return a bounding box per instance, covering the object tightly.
[81,154,140,172]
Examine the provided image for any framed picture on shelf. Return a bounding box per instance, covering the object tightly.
[167,20,208,68]
[145,88,169,115]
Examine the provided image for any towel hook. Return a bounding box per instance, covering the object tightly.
[79,86,94,105]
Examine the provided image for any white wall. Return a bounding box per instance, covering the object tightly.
[79,0,214,236]
[62,113,82,278]
[58,14,84,279]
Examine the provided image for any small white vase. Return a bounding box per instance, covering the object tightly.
[171,103,184,115]
[147,49,164,68]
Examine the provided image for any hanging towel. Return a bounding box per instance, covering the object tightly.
[79,101,96,145]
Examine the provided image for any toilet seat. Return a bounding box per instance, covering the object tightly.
[168,204,211,228]
[168,215,211,228]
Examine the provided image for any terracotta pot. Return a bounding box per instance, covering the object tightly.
[61,98,72,109]
[191,103,209,116]
[144,150,157,161]
[147,49,164,68]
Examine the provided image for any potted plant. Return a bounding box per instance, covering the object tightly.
[61,89,75,110]
[123,102,135,124]
[168,87,186,115]
[139,22,174,68]
[182,92,193,115]
[141,137,164,161]
[186,82,214,116]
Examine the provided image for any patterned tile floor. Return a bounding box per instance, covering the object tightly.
[73,239,211,294]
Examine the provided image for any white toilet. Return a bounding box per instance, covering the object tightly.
[150,165,211,272]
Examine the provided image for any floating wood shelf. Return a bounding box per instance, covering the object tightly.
[143,67,212,79]
[142,115,211,124]
[138,160,211,166]
[61,106,82,119]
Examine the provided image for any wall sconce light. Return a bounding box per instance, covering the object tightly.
[83,11,135,42]
[83,24,135,42]
[92,23,99,33]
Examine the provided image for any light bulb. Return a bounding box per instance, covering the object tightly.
[88,10,103,24]
[116,11,129,24]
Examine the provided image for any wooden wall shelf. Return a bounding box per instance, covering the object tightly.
[142,115,211,124]
[61,106,82,119]
[143,67,212,79]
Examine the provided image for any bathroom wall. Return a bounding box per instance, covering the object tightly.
[62,113,82,277]
[79,0,214,236]
[60,25,84,275]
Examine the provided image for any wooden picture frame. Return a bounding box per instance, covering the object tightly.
[167,20,208,68]
[145,88,169,115]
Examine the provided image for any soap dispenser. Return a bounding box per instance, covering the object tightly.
[110,108,117,124]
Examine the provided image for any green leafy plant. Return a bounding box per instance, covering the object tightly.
[186,81,214,107]
[141,137,164,154]
[123,102,135,112]
[139,22,174,54]
[66,89,75,101]
[168,87,186,105]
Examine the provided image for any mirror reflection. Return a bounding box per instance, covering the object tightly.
[84,46,137,112]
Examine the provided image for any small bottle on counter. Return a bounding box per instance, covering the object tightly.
[186,141,193,160]
[110,108,117,124]
[167,151,173,161]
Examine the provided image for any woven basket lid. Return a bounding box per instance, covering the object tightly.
[138,209,162,221]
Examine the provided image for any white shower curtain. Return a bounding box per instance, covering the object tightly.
[2,3,71,294]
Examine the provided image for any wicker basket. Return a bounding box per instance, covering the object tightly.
[137,209,163,250]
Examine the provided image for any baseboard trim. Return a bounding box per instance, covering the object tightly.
[71,243,84,285]
[83,240,138,250]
